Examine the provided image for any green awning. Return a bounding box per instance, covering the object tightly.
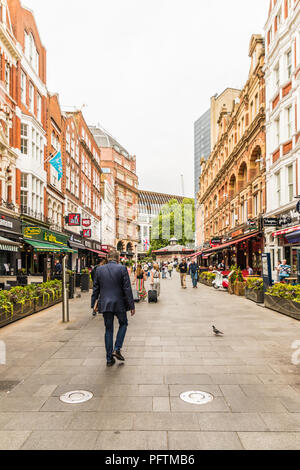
[25,240,77,254]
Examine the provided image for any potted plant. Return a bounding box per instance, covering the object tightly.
[228,265,237,295]
[17,268,28,286]
[245,277,264,303]
[80,268,90,292]
[67,270,76,299]
[234,268,246,296]
[265,284,300,321]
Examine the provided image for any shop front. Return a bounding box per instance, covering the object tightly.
[201,229,264,274]
[82,239,107,268]
[0,213,22,276]
[22,226,76,278]
[271,225,300,279]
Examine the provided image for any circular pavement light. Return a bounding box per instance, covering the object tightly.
[60,390,93,404]
[180,391,214,405]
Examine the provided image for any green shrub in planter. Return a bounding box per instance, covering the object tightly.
[265,283,300,320]
[245,277,264,303]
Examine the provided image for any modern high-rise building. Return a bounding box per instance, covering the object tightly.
[194,109,211,198]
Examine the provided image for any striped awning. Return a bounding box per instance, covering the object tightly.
[0,236,20,252]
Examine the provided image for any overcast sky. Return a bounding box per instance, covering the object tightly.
[23,0,269,197]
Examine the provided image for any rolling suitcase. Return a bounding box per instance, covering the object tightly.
[132,288,140,303]
[148,290,158,303]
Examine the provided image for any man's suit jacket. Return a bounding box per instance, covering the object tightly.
[91,261,135,313]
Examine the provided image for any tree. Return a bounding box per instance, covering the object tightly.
[148,198,195,254]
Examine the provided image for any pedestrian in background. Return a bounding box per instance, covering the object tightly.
[91,250,135,367]
[179,258,188,289]
[278,260,291,283]
[168,262,173,278]
[189,260,198,288]
[135,264,147,300]
[151,264,161,297]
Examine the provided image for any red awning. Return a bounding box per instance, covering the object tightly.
[187,250,203,258]
[87,248,107,258]
[272,225,300,237]
[202,231,260,255]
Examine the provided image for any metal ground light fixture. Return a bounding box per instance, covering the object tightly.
[62,254,70,323]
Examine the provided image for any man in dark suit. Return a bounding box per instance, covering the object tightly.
[91,250,135,367]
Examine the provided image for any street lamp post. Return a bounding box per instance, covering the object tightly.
[62,255,69,323]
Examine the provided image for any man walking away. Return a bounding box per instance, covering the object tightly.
[168,262,173,278]
[179,259,188,289]
[189,260,198,288]
[91,250,135,367]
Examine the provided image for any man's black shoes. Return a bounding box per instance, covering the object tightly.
[113,350,125,362]
[107,358,116,367]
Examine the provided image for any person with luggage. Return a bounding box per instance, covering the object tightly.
[179,258,188,289]
[168,262,173,279]
[134,264,147,300]
[150,263,161,299]
[189,260,199,288]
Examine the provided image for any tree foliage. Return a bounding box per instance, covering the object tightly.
[148,198,195,254]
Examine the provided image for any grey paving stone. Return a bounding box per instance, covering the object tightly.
[197,413,268,431]
[0,397,48,412]
[238,432,300,450]
[94,431,168,450]
[153,397,170,412]
[68,412,134,430]
[210,374,262,385]
[133,412,200,431]
[0,431,32,450]
[3,412,74,430]
[52,384,106,397]
[165,374,213,385]
[168,431,243,450]
[98,396,153,413]
[260,413,300,431]
[21,430,99,450]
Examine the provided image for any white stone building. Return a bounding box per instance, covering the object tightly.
[264,0,300,277]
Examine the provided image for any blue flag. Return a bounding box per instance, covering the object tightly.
[50,152,63,181]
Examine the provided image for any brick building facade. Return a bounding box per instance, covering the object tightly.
[197,35,266,272]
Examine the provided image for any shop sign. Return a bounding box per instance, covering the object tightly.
[231,230,243,238]
[101,245,109,252]
[264,217,279,227]
[0,218,13,229]
[210,238,221,247]
[262,253,272,291]
[67,214,81,226]
[82,219,91,227]
[84,239,92,248]
[23,226,68,247]
[70,234,83,244]
[93,242,102,251]
[83,229,92,238]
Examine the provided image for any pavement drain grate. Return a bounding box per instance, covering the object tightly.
[0,381,20,392]
[180,391,214,405]
[60,390,93,404]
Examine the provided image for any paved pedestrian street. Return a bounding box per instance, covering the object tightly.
[0,274,300,450]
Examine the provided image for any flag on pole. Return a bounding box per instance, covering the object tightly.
[50,151,63,181]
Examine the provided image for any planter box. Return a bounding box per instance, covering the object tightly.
[68,275,75,299]
[80,274,90,292]
[228,283,235,295]
[264,294,300,321]
[0,303,35,328]
[34,294,62,313]
[245,287,264,304]
[234,282,246,297]
[200,279,213,287]
[16,275,28,286]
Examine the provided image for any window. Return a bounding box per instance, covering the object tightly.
[255,94,259,115]
[21,123,28,155]
[288,165,294,202]
[5,63,10,93]
[286,50,292,80]
[287,106,293,139]
[250,102,254,122]
[29,83,34,113]
[275,116,280,147]
[21,173,28,189]
[276,172,281,206]
[21,71,26,104]
[36,94,41,122]
[253,193,259,216]
[274,63,280,89]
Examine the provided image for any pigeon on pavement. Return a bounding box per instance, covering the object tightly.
[213,326,224,336]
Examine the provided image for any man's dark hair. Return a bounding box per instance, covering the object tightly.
[107,250,120,263]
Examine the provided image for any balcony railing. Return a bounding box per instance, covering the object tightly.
[20,206,50,225]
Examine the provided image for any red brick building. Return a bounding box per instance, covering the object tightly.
[89,125,139,259]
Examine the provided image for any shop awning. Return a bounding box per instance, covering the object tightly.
[25,240,77,254]
[0,236,20,252]
[187,250,203,258]
[272,225,300,237]
[203,231,261,255]
[285,231,300,243]
[69,241,86,251]
[86,248,107,258]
